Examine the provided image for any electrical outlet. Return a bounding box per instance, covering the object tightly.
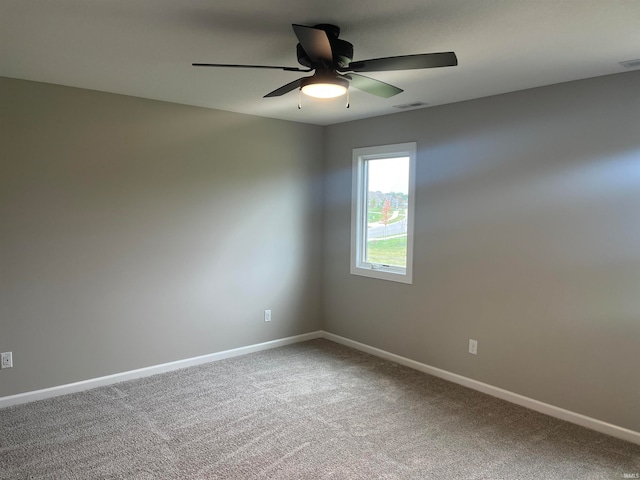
[468,339,478,355]
[264,309,272,322]
[1,352,13,369]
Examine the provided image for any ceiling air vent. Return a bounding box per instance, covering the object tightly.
[392,101,429,109]
[619,59,640,69]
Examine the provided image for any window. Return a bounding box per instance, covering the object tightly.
[350,142,416,284]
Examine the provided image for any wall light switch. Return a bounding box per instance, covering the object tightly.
[468,339,478,355]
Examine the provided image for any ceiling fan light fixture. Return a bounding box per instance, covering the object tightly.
[301,76,349,98]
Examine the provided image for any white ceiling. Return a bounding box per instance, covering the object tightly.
[2,0,639,126]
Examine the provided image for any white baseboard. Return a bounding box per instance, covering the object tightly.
[322,331,640,446]
[0,331,323,409]
[3,329,639,446]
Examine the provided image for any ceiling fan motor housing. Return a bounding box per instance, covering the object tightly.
[296,24,354,69]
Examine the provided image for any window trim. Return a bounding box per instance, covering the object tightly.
[350,142,416,284]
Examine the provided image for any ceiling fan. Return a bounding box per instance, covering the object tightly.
[193,24,457,101]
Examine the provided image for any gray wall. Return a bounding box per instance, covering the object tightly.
[0,77,324,397]
[323,71,640,432]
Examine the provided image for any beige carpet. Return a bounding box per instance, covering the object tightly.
[1,339,639,479]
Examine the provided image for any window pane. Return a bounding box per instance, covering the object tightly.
[365,156,409,267]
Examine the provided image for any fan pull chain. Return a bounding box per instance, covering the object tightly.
[346,89,350,109]
[298,89,302,109]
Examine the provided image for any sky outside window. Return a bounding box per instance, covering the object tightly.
[368,157,409,193]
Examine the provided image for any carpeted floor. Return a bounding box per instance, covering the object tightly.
[1,339,638,479]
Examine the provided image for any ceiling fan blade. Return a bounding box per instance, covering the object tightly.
[343,52,458,72]
[264,78,306,98]
[192,63,311,72]
[292,24,333,64]
[346,74,403,98]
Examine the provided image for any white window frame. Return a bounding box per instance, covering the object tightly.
[350,142,416,284]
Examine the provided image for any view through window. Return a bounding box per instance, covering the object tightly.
[365,156,410,267]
